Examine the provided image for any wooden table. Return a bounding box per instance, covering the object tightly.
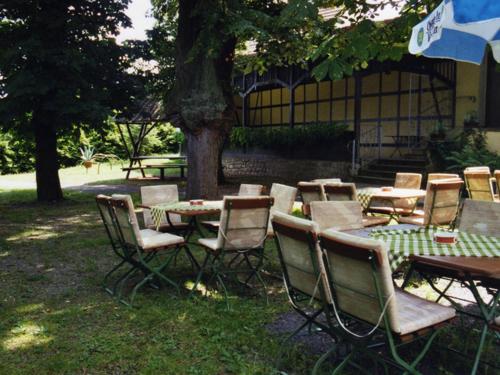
[358,187,426,220]
[348,224,499,375]
[403,255,499,375]
[150,201,222,242]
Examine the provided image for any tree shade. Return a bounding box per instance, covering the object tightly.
[0,0,143,201]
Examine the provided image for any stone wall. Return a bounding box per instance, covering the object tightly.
[222,154,351,181]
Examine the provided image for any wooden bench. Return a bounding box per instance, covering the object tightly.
[122,163,187,180]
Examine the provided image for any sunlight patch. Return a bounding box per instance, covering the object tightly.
[7,227,58,241]
[16,303,44,314]
[183,280,223,301]
[0,251,9,257]
[3,323,52,351]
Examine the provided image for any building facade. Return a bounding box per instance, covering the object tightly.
[234,53,500,164]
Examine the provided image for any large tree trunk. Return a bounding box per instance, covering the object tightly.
[167,0,236,199]
[186,127,225,198]
[34,117,63,202]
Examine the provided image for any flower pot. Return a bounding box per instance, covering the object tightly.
[83,161,93,169]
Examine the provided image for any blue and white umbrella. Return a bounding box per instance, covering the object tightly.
[409,0,500,64]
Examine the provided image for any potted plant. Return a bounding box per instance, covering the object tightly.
[79,146,119,173]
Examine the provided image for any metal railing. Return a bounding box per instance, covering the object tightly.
[351,125,382,173]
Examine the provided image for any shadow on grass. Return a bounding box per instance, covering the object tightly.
[0,189,497,374]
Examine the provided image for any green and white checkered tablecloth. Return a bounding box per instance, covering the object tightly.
[150,202,221,229]
[369,227,500,271]
[357,187,380,209]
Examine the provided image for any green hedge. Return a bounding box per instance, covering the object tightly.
[229,123,353,160]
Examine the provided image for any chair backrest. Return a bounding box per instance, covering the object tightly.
[268,183,298,234]
[427,173,459,183]
[272,212,328,301]
[238,184,264,196]
[96,194,120,248]
[216,196,273,250]
[465,166,491,174]
[310,201,364,231]
[464,171,495,201]
[141,185,181,227]
[110,194,144,248]
[319,230,400,333]
[422,179,463,226]
[312,178,342,184]
[394,173,422,189]
[458,199,500,236]
[297,182,325,216]
[324,183,357,201]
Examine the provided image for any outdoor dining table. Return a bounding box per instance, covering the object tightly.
[347,224,499,375]
[357,187,426,219]
[150,200,223,242]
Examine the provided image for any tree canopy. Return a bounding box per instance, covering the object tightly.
[0,0,144,201]
[148,0,436,198]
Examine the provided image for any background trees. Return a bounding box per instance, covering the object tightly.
[0,0,143,201]
[150,0,429,199]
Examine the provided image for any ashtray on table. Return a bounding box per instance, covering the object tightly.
[433,232,457,244]
[189,200,204,206]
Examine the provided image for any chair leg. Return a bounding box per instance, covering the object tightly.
[183,245,200,271]
[103,259,127,295]
[110,262,137,296]
[390,329,441,375]
[323,349,354,375]
[123,249,181,306]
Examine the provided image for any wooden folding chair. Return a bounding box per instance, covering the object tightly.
[267,183,297,237]
[271,212,338,368]
[140,185,189,234]
[109,194,190,306]
[192,196,273,308]
[311,201,389,230]
[464,171,497,201]
[96,195,134,296]
[314,230,455,374]
[238,183,264,196]
[399,179,463,228]
[297,182,325,218]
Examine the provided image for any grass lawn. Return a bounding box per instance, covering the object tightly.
[0,161,185,189]
[0,168,498,374]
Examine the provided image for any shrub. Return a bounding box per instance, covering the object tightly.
[445,130,500,172]
[229,123,353,160]
[428,129,500,172]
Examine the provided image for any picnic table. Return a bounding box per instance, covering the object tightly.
[150,201,222,242]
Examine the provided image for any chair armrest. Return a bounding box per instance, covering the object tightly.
[137,204,151,209]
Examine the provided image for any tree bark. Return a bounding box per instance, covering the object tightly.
[34,116,63,202]
[167,0,236,199]
[217,135,227,185]
[186,127,225,199]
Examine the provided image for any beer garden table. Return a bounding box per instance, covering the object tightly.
[348,225,500,374]
[357,187,427,220]
[150,201,222,242]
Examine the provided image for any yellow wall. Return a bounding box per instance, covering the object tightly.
[454,62,481,129]
[239,71,454,141]
[486,130,500,154]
